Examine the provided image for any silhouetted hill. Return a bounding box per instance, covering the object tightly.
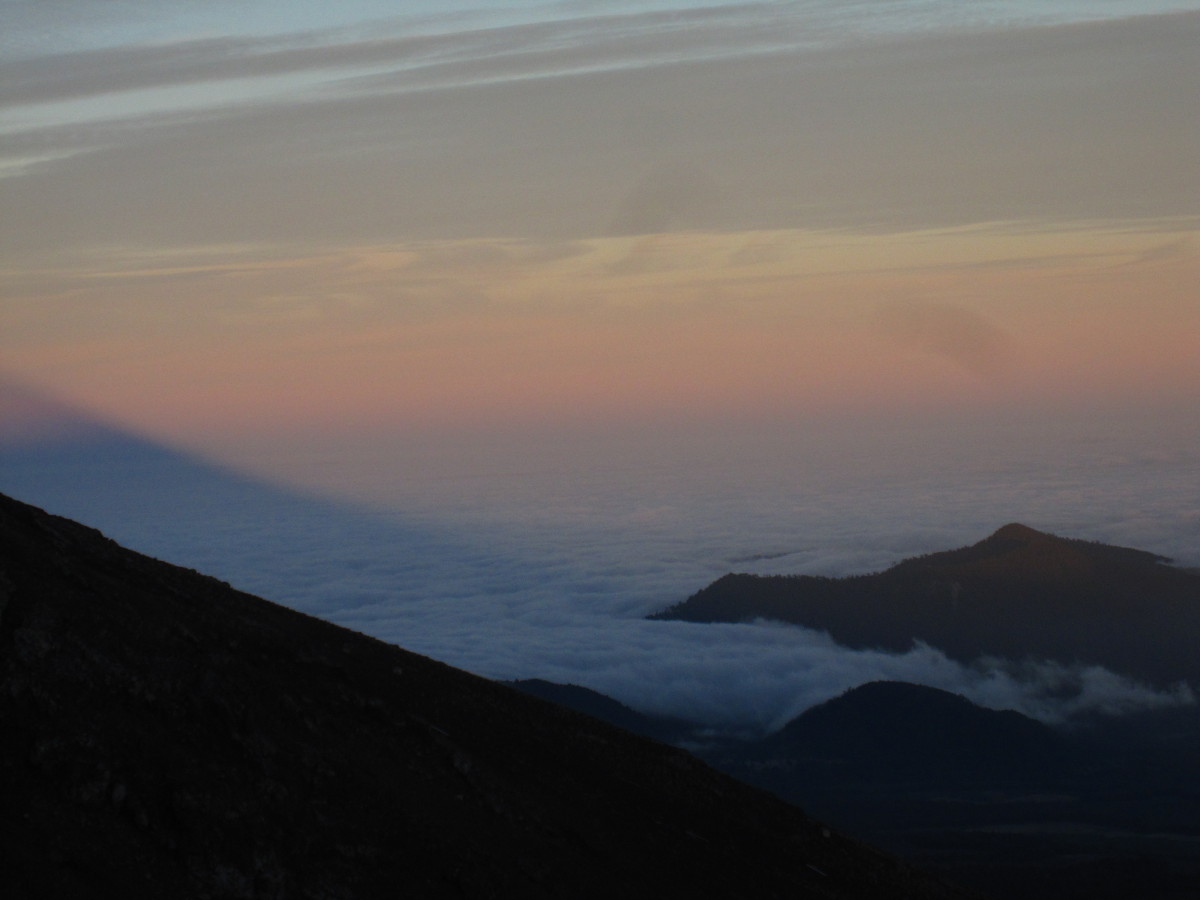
[0,492,969,899]
[699,681,1200,900]
[758,681,1068,784]
[505,679,702,744]
[650,524,1200,688]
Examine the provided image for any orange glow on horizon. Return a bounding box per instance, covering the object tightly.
[3,222,1197,443]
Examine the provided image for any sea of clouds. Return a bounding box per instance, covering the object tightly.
[4,409,1198,734]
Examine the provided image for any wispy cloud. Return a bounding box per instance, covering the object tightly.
[0,5,806,111]
[4,10,1197,260]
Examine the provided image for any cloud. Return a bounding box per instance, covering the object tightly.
[877,300,1015,378]
[4,11,1198,257]
[965,656,1197,724]
[0,4,807,110]
[1126,236,1193,266]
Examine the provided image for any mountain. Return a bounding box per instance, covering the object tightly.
[494,675,1200,899]
[754,681,1068,784]
[505,679,702,744]
[649,524,1200,688]
[705,681,1074,825]
[0,491,969,899]
[647,527,1200,898]
[711,682,1200,900]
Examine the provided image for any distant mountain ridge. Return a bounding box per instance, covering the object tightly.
[886,522,1171,581]
[755,681,1068,784]
[650,524,1200,688]
[517,672,1200,899]
[706,677,1200,900]
[505,679,701,744]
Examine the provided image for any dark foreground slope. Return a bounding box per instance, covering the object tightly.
[505,678,702,744]
[0,493,968,900]
[651,524,1200,688]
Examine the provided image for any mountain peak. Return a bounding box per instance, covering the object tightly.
[989,522,1049,542]
[651,524,1198,688]
[0,376,101,445]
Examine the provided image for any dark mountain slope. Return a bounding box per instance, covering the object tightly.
[505,678,701,744]
[756,681,1068,784]
[650,524,1200,687]
[0,492,968,899]
[510,677,1200,899]
[707,681,1200,900]
[705,681,1075,823]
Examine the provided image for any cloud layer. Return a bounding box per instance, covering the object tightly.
[6,392,1196,735]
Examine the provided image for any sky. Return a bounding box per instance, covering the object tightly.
[3,0,1198,444]
[2,1,1199,730]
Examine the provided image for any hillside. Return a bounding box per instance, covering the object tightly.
[707,681,1200,900]
[754,681,1068,783]
[650,524,1200,687]
[0,491,968,899]
[505,679,701,744]
[490,673,1200,899]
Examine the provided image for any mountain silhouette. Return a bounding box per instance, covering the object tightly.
[755,681,1068,784]
[707,680,1200,900]
[0,491,970,898]
[495,675,1200,899]
[505,679,702,744]
[650,524,1200,688]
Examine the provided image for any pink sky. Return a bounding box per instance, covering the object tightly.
[2,5,1197,493]
[5,225,1195,441]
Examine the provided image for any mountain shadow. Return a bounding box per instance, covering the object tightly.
[0,375,487,619]
[649,524,1200,688]
[0,492,972,899]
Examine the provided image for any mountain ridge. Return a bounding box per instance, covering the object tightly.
[649,524,1200,688]
[755,680,1069,783]
[504,678,702,745]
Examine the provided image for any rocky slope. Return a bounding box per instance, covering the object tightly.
[0,491,968,899]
